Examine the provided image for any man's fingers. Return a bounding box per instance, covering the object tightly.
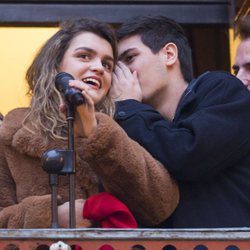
[115,61,134,80]
[117,61,131,75]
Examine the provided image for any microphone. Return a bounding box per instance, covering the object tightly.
[55,72,85,106]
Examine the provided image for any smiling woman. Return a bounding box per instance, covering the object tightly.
[0,27,58,115]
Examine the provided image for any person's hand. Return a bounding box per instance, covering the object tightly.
[110,61,142,102]
[58,199,93,228]
[59,80,97,138]
[59,102,86,138]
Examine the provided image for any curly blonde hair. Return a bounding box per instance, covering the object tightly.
[23,18,117,142]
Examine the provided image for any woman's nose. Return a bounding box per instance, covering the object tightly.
[90,59,104,74]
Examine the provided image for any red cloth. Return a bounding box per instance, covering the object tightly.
[83,192,138,228]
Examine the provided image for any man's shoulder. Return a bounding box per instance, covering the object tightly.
[196,70,237,82]
[193,70,245,91]
[187,71,250,109]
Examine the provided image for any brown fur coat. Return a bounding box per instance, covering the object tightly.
[0,108,179,228]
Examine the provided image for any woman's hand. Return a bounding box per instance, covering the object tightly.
[58,199,93,228]
[59,80,97,138]
[75,89,97,138]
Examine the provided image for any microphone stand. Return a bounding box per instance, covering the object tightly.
[42,104,76,228]
[42,72,85,229]
[66,104,76,228]
[50,173,59,228]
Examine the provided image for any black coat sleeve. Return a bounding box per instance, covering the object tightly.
[115,72,250,182]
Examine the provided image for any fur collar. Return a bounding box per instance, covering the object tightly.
[0,108,69,158]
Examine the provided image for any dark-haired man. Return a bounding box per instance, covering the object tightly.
[233,16,250,90]
[111,15,250,228]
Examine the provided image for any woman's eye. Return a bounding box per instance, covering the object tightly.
[79,54,90,60]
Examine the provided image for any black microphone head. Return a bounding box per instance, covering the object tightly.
[55,72,84,106]
[55,72,74,92]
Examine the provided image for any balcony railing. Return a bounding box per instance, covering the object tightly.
[0,227,249,250]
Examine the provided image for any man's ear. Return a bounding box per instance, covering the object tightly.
[161,42,178,66]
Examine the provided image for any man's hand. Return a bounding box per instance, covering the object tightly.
[110,61,142,102]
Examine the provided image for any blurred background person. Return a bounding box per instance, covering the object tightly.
[0,113,3,126]
[233,15,250,90]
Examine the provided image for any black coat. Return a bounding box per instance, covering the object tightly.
[115,71,250,228]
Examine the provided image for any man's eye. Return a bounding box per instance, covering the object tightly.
[124,54,135,64]
[245,64,250,72]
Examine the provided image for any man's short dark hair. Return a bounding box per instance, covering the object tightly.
[116,15,193,82]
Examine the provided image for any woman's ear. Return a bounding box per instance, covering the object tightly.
[160,42,178,66]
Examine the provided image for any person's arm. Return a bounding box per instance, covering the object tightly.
[78,112,179,227]
[68,79,179,226]
[0,194,54,228]
[115,72,250,181]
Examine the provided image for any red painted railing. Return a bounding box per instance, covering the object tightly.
[0,228,249,250]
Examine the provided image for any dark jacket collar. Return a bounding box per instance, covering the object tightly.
[173,71,210,122]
